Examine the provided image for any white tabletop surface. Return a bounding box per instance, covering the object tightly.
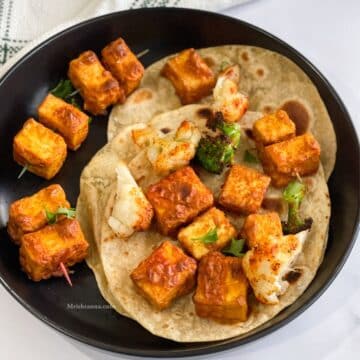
[1,0,359,359]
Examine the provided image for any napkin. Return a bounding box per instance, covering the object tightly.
[0,0,251,71]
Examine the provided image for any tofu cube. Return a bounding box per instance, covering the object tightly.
[253,110,296,145]
[19,218,89,281]
[130,241,197,310]
[13,118,67,179]
[101,37,144,95]
[193,251,249,322]
[146,166,214,235]
[161,48,215,104]
[262,133,321,187]
[7,184,70,245]
[219,164,271,214]
[38,93,89,150]
[68,50,124,115]
[241,212,283,248]
[178,207,236,260]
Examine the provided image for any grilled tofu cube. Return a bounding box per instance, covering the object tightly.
[262,133,321,187]
[253,110,296,145]
[161,48,215,104]
[38,93,89,150]
[146,166,214,235]
[178,207,236,260]
[130,241,197,310]
[219,164,271,214]
[13,118,67,180]
[19,218,89,282]
[7,184,70,245]
[241,212,282,248]
[101,38,144,96]
[193,251,249,322]
[68,50,124,115]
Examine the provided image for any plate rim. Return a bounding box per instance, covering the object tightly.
[0,7,359,357]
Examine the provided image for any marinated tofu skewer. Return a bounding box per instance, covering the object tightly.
[7,184,70,245]
[68,50,124,115]
[13,118,67,180]
[102,38,145,96]
[19,218,88,282]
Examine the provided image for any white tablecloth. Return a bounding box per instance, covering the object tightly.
[1,0,359,359]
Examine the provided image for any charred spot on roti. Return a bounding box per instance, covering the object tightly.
[263,105,273,114]
[132,89,153,103]
[241,51,250,62]
[284,269,302,283]
[256,68,265,78]
[262,197,286,215]
[103,234,118,242]
[245,129,255,140]
[161,127,171,134]
[281,100,310,135]
[203,56,215,67]
[197,107,214,127]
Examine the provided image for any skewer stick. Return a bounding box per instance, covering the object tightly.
[60,262,73,287]
[136,49,150,58]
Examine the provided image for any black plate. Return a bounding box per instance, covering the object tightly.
[0,7,358,357]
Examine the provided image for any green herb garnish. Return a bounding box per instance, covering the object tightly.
[193,227,218,244]
[17,165,28,179]
[51,79,81,109]
[88,117,92,124]
[51,79,75,99]
[244,149,259,164]
[222,238,246,257]
[220,61,230,71]
[45,207,76,224]
[69,96,80,109]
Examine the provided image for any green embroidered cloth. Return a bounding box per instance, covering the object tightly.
[0,0,250,66]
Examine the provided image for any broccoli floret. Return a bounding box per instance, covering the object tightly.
[195,135,234,174]
[282,180,313,234]
[219,122,241,148]
[210,112,241,148]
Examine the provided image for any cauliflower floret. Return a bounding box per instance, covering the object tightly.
[108,162,153,238]
[131,126,159,148]
[146,120,201,174]
[213,65,249,123]
[242,230,308,304]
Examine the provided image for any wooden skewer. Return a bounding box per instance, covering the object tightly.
[59,262,73,287]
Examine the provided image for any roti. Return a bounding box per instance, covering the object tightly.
[108,45,336,180]
[78,106,331,341]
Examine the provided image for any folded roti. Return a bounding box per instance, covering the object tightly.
[78,105,331,341]
[108,45,336,180]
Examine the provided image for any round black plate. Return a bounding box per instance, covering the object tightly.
[0,7,358,357]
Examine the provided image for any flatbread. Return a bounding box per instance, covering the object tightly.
[78,106,331,342]
[108,45,336,180]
